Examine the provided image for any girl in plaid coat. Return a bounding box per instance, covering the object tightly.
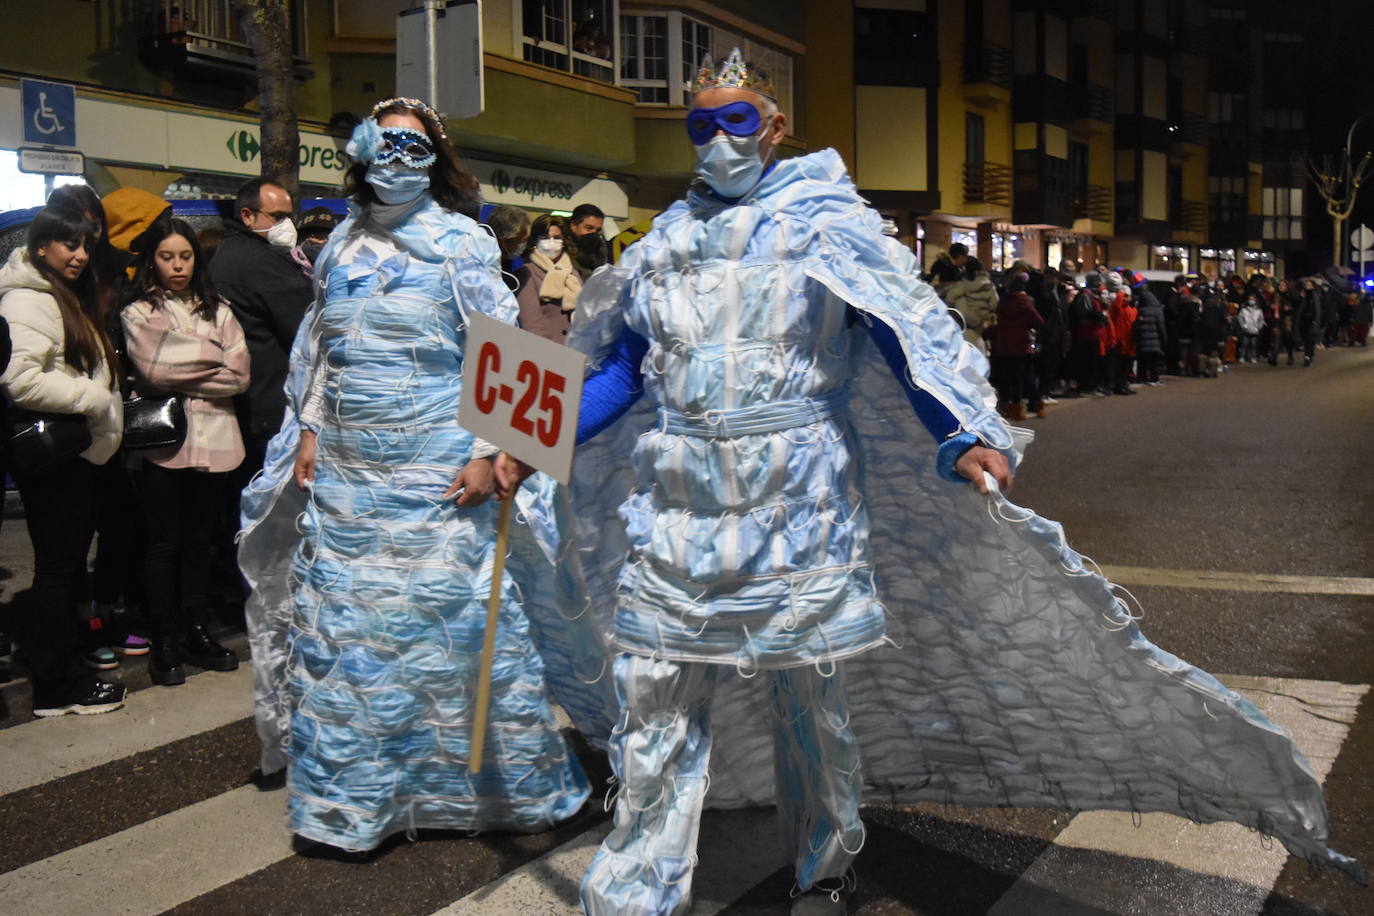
[123,218,250,687]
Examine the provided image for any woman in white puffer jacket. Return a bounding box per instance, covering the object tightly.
[0,206,125,717]
[940,256,1000,351]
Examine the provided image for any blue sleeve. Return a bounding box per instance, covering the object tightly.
[576,324,649,445]
[860,309,979,484]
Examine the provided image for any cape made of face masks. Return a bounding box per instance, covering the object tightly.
[550,149,1363,880]
[235,194,620,776]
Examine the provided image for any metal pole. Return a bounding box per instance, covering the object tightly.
[425,0,441,110]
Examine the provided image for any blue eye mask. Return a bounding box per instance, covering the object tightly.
[374,127,437,169]
[686,101,762,146]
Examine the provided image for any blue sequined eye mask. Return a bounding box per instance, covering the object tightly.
[685,101,762,145]
[374,128,437,169]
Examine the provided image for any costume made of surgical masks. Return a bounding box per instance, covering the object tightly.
[553,147,1361,912]
[238,110,605,851]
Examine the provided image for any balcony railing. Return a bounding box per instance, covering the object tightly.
[1071,183,1113,223]
[964,161,1012,207]
[1169,114,1207,146]
[1178,200,1207,233]
[1073,84,1114,123]
[141,0,307,69]
[963,42,1012,90]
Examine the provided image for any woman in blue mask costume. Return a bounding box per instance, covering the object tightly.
[237,98,600,853]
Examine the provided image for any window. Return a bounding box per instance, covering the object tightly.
[854,7,932,87]
[1262,187,1303,240]
[1262,109,1305,131]
[681,16,712,85]
[618,11,795,121]
[1207,92,1243,124]
[620,14,668,103]
[1209,175,1246,227]
[521,0,615,82]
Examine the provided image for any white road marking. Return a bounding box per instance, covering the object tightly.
[989,675,1368,915]
[0,783,292,915]
[1099,565,1374,597]
[0,665,254,796]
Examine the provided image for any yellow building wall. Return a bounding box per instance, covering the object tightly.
[803,0,855,165]
[855,86,927,191]
[934,0,1012,221]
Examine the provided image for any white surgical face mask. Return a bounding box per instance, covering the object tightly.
[259,216,297,249]
[693,127,770,199]
[536,238,564,258]
[366,163,431,205]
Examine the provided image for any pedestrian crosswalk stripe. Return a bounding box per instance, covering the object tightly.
[1098,565,1374,597]
[0,664,253,795]
[0,784,293,915]
[0,674,1360,915]
[988,675,1368,915]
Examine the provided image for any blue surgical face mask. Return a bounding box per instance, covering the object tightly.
[693,128,769,199]
[366,163,431,205]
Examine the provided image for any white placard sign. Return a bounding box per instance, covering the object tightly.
[459,311,585,484]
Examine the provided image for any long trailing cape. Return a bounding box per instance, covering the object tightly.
[549,149,1362,880]
[237,195,618,776]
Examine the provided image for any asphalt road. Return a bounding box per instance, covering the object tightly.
[0,344,1370,915]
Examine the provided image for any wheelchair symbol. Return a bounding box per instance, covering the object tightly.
[32,92,66,136]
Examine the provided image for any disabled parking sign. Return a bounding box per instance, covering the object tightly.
[21,78,76,148]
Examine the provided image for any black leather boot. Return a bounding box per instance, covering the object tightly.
[149,641,187,686]
[184,624,239,672]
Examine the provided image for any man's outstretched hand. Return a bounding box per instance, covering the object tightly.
[494,452,536,500]
[956,445,1013,494]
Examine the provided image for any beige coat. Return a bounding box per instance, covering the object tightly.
[0,248,122,463]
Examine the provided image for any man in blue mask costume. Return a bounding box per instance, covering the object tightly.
[497,52,1362,914]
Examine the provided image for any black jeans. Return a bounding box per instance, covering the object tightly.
[92,456,144,607]
[13,455,95,689]
[1073,340,1101,392]
[1137,351,1161,383]
[136,460,225,643]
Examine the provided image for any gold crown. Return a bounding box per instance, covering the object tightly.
[690,48,776,101]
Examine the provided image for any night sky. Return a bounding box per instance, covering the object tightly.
[1295,0,1374,261]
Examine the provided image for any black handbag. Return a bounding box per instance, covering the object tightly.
[6,408,92,474]
[122,394,187,451]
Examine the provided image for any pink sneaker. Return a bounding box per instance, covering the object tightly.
[115,634,152,657]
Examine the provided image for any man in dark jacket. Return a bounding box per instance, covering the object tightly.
[924,242,968,290]
[1297,279,1323,366]
[1031,267,1069,399]
[1133,281,1168,385]
[208,177,314,477]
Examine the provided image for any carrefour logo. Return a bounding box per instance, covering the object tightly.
[225,129,350,171]
[491,168,574,201]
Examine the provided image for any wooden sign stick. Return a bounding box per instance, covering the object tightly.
[469,490,514,774]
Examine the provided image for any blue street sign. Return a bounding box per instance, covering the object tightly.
[21,78,76,148]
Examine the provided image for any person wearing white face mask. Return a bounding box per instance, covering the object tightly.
[209,177,314,488]
[494,48,1362,914]
[236,98,593,853]
[516,213,581,343]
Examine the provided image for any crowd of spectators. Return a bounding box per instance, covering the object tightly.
[0,180,611,717]
[927,243,1371,420]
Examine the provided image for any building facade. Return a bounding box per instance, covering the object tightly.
[834,0,1307,279]
[0,1,1311,276]
[0,0,806,234]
